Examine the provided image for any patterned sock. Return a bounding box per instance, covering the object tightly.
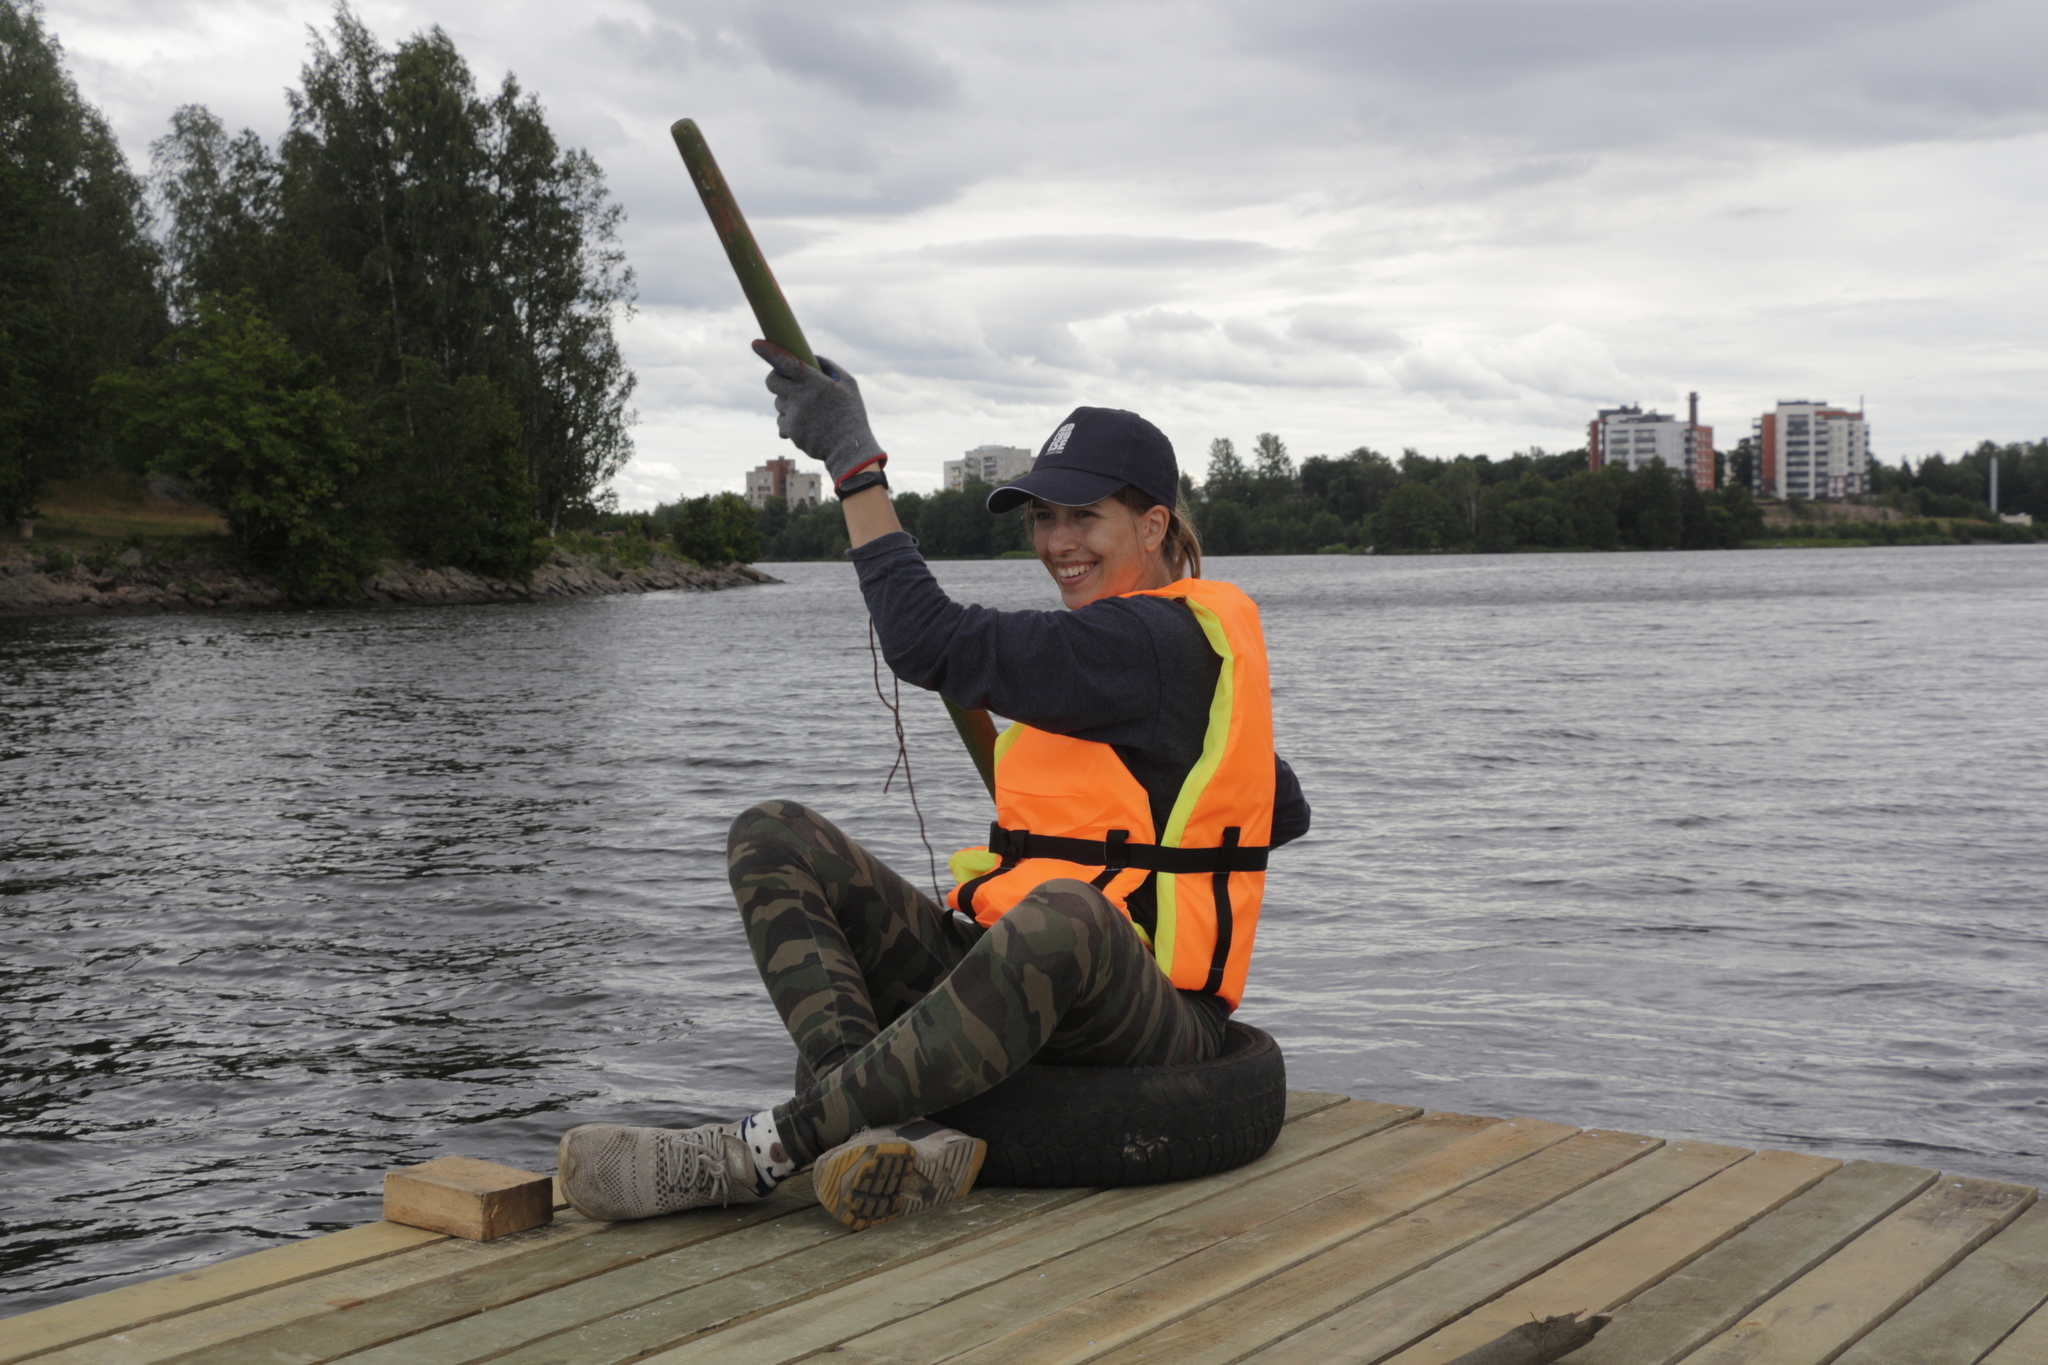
[738,1110,799,1195]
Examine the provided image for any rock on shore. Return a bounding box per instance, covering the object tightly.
[0,545,777,618]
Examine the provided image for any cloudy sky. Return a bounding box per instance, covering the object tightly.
[44,0,2048,505]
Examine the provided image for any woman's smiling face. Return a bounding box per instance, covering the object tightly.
[1032,495,1173,609]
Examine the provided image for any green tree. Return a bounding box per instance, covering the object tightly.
[98,297,365,596]
[1203,437,1253,504]
[754,492,792,546]
[1473,484,1515,553]
[670,491,759,564]
[1299,447,1399,523]
[1197,499,1249,556]
[1436,457,1484,542]
[1727,437,1757,492]
[152,5,637,535]
[1618,461,1682,549]
[1250,432,1295,504]
[1555,469,1623,550]
[358,359,542,576]
[1370,481,1460,551]
[0,0,167,522]
[1704,484,1764,546]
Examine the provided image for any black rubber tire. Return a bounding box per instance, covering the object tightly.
[927,1021,1288,1188]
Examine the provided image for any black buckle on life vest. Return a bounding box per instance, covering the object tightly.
[988,822,1026,862]
[1102,829,1130,871]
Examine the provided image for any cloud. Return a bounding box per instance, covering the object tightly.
[1097,309,1372,389]
[586,16,698,73]
[1289,305,1403,354]
[920,234,1279,270]
[37,0,2048,498]
[1387,325,1637,425]
[1237,0,2048,153]
[740,12,959,110]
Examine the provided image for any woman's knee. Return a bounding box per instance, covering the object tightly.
[727,799,816,859]
[992,879,1127,944]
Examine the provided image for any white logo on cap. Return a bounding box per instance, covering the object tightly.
[1045,423,1075,456]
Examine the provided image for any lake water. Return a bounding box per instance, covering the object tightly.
[3,544,2045,1316]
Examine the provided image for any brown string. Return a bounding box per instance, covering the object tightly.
[870,617,942,898]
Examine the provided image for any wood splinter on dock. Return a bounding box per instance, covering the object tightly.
[381,1156,553,1241]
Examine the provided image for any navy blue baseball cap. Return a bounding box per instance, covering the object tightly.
[985,407,1179,513]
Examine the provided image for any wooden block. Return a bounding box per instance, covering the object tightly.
[383,1157,554,1241]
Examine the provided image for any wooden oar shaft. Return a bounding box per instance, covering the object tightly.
[669,119,817,368]
[669,118,999,801]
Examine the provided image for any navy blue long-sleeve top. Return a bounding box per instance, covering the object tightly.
[848,532,1310,846]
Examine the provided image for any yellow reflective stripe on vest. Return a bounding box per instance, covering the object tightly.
[1151,597,1236,981]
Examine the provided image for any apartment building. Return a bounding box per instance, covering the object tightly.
[1752,401,1870,499]
[1587,393,1715,491]
[943,445,1034,492]
[743,457,822,510]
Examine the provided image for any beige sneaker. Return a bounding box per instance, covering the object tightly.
[557,1121,761,1222]
[813,1119,987,1231]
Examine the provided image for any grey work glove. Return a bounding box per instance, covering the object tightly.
[753,340,889,497]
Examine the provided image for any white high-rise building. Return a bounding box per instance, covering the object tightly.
[1752,401,1870,499]
[1587,394,1715,490]
[943,445,1034,492]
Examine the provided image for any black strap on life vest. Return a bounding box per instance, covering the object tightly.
[957,823,1268,922]
[984,822,1269,875]
[1204,826,1240,995]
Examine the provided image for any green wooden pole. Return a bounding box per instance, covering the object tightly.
[670,119,998,800]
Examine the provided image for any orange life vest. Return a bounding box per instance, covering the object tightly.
[946,577,1275,1008]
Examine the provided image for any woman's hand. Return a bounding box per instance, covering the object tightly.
[753,341,888,497]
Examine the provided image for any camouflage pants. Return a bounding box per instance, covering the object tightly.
[727,800,1226,1165]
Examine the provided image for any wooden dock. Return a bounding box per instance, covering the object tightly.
[7,1092,2046,1365]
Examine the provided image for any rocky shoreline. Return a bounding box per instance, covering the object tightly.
[0,543,778,618]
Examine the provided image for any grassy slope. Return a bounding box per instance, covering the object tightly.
[9,471,231,556]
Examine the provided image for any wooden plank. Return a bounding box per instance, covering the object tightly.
[3,1175,577,1364]
[1380,1147,1840,1365]
[1562,1159,1939,1365]
[1229,1137,1744,1365]
[1674,1175,2035,1365]
[0,1222,447,1364]
[26,1187,812,1365]
[180,1185,880,1365]
[1831,1200,2048,1365]
[1286,1090,1352,1121]
[1978,1298,2048,1365]
[631,1100,1438,1365]
[968,1126,1667,1365]
[477,1186,1087,1365]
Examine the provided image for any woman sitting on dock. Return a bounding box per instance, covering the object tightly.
[558,344,1309,1231]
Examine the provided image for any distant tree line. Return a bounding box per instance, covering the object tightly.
[2,3,634,594]
[736,431,2046,563]
[742,438,1770,561]
[1869,440,2047,521]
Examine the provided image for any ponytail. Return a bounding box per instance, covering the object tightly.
[1113,486,1203,580]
